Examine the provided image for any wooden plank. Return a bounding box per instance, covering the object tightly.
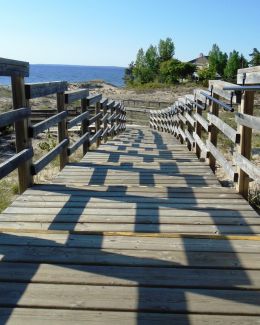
[2,308,260,325]
[31,139,69,175]
[185,129,195,147]
[88,112,103,126]
[1,262,260,289]
[89,129,103,145]
[234,152,260,182]
[29,111,67,137]
[209,80,240,103]
[67,111,89,129]
[194,89,210,103]
[1,282,260,314]
[1,232,260,252]
[237,66,260,85]
[192,132,209,158]
[1,244,260,268]
[1,222,260,234]
[86,94,102,106]
[0,148,33,180]
[235,112,260,131]
[0,57,29,77]
[67,132,90,156]
[206,140,238,181]
[184,112,196,127]
[193,112,210,131]
[0,108,31,128]
[64,89,89,104]
[25,81,68,99]
[208,112,239,143]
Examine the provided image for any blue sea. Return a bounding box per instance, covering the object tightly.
[0,64,125,87]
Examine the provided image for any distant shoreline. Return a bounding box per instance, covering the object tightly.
[0,64,125,87]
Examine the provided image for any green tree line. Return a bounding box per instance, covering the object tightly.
[125,39,260,86]
[124,38,196,85]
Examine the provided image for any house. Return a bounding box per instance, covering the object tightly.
[188,53,209,70]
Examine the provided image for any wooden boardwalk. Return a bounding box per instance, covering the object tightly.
[1,126,260,324]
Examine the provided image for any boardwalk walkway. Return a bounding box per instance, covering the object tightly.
[1,126,260,324]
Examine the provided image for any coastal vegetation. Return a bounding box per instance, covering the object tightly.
[125,38,260,87]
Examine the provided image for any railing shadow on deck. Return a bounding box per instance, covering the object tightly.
[1,129,259,323]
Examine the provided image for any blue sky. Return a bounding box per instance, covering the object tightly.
[0,0,259,67]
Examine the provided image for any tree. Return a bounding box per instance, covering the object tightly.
[158,38,175,62]
[132,48,148,83]
[145,45,159,80]
[159,59,195,83]
[198,66,216,86]
[208,44,227,76]
[124,61,135,85]
[249,48,260,66]
[224,50,240,81]
[239,54,248,69]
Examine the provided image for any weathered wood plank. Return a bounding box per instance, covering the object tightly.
[1,282,260,314]
[2,308,260,325]
[237,66,260,84]
[235,112,260,131]
[234,152,260,182]
[208,112,240,143]
[0,148,33,180]
[206,140,238,181]
[1,262,260,289]
[193,132,209,158]
[25,81,68,99]
[31,139,69,175]
[0,222,259,234]
[64,89,89,104]
[67,132,90,156]
[193,112,210,131]
[1,244,260,268]
[0,108,31,128]
[29,111,67,137]
[0,57,29,77]
[89,129,103,146]
[67,111,89,129]
[209,80,240,103]
[86,94,102,105]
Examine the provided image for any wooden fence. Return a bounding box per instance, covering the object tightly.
[123,99,170,109]
[0,58,126,193]
[150,67,260,199]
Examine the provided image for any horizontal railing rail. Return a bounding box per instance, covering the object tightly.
[150,65,260,199]
[0,57,126,193]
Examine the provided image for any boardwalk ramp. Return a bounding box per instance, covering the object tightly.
[0,126,260,324]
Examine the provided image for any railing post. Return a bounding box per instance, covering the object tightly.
[57,92,68,169]
[81,97,89,155]
[208,94,219,172]
[116,102,120,134]
[194,99,202,159]
[110,104,115,137]
[95,101,101,147]
[11,75,33,193]
[236,90,255,198]
[102,101,108,143]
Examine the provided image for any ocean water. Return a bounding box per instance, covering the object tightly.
[0,64,125,87]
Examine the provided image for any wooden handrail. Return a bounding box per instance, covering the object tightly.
[0,57,126,193]
[150,70,260,200]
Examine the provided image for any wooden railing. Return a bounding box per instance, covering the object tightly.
[150,66,260,199]
[123,99,170,109]
[0,58,126,193]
